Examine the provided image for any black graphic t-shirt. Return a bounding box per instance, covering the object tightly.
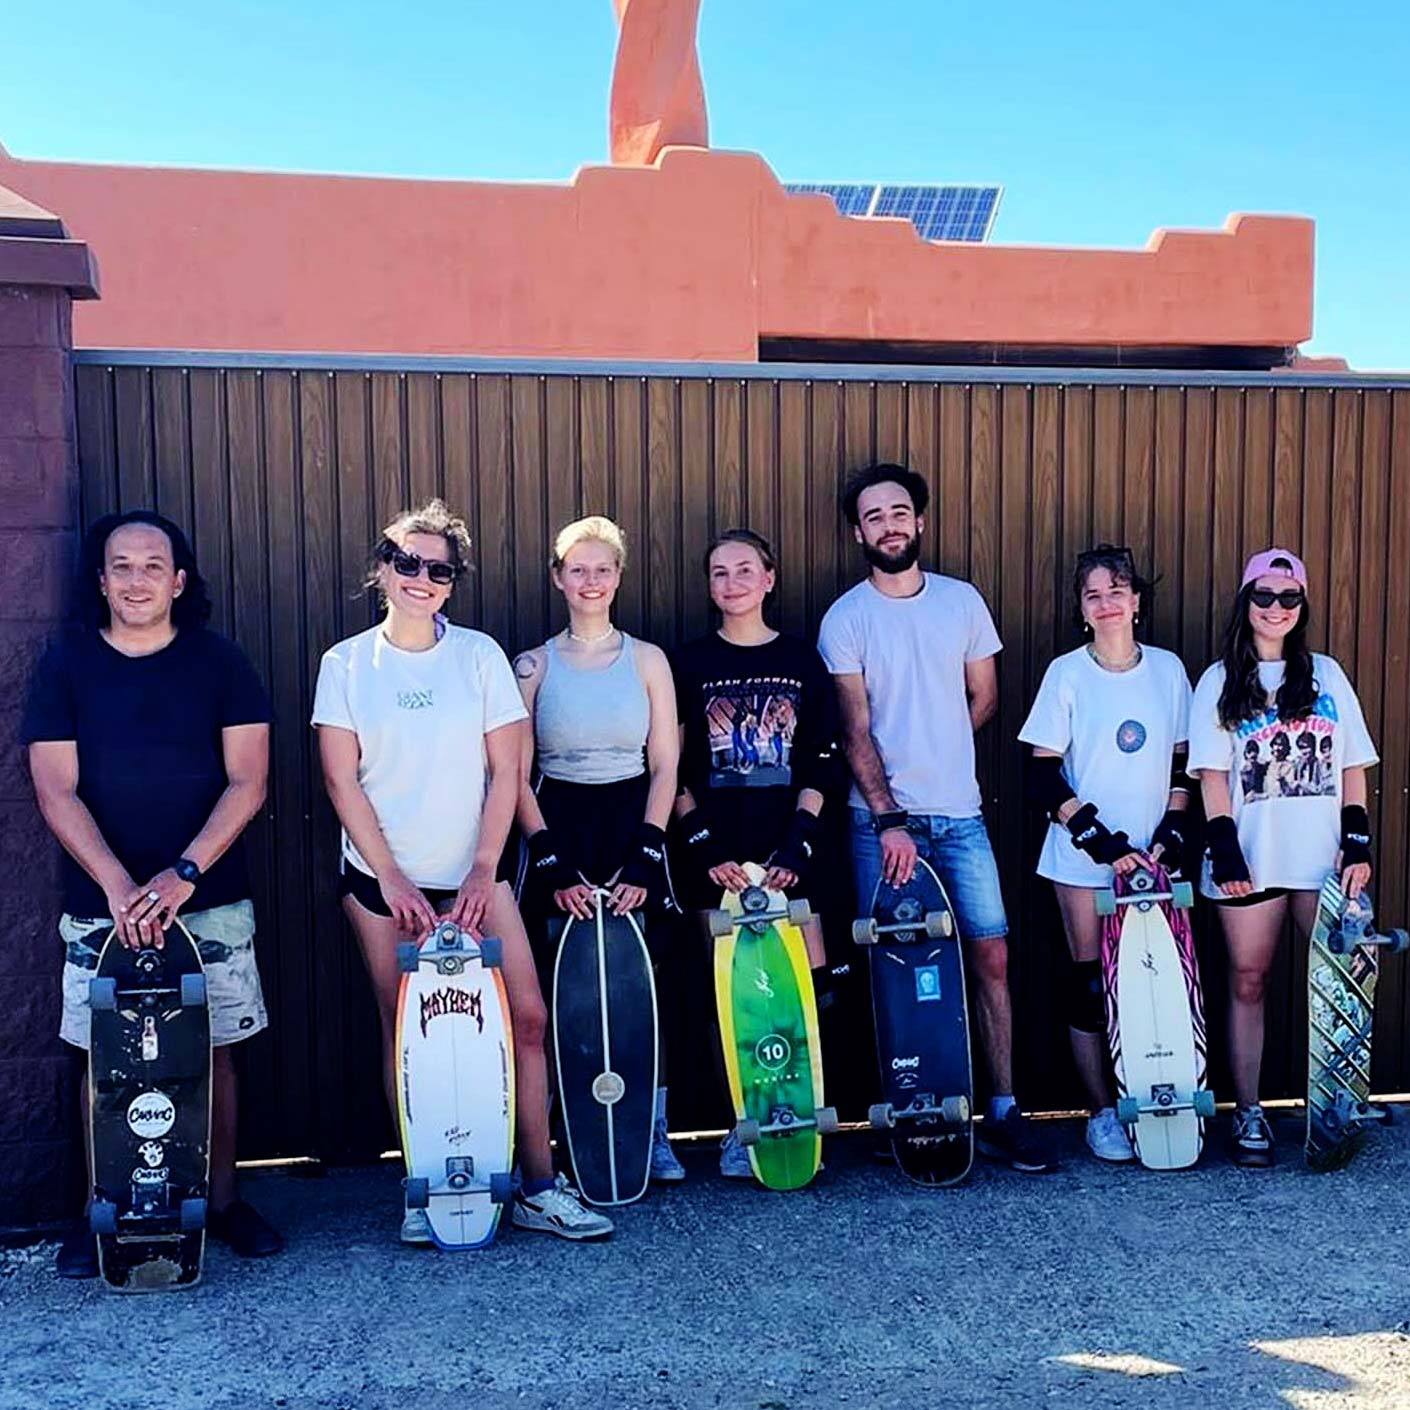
[671,631,842,864]
[21,627,271,916]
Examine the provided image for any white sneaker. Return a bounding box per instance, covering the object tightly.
[511,1174,614,1241]
[400,1207,433,1244]
[1086,1107,1136,1163]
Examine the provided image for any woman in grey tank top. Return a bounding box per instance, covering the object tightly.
[513,515,685,1183]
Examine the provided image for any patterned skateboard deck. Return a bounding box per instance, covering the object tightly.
[396,922,515,1248]
[1306,875,1408,1171]
[88,919,211,1292]
[551,897,657,1207]
[855,857,973,1187]
[710,863,833,1189]
[1098,865,1212,1170]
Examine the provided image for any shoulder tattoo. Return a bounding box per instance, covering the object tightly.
[514,652,538,680]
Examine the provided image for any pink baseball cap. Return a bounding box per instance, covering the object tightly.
[1241,547,1308,589]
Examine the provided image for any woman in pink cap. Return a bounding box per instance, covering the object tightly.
[1187,548,1377,1167]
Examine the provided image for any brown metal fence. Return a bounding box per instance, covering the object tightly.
[72,355,1410,1163]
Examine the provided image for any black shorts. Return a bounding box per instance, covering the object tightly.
[1212,886,1291,909]
[339,863,459,920]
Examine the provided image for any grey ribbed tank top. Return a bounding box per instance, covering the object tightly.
[534,633,649,784]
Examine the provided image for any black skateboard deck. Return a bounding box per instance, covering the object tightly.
[88,920,211,1291]
[551,897,657,1206]
[854,857,973,1186]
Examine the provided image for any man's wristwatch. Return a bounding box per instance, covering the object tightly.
[174,857,202,884]
[872,809,910,835]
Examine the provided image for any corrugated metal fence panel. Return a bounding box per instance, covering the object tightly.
[72,364,1410,1162]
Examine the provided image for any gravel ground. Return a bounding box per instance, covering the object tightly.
[5,1112,1410,1410]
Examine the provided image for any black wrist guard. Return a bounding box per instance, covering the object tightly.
[1149,808,1189,876]
[678,808,727,872]
[770,810,821,879]
[1026,752,1077,822]
[1065,802,1132,865]
[619,822,668,896]
[527,828,579,894]
[873,809,909,835]
[1340,805,1372,868]
[1205,815,1251,886]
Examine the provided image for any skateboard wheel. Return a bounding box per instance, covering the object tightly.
[180,973,207,1008]
[89,1199,118,1236]
[396,941,421,973]
[868,1102,895,1130]
[180,1197,207,1232]
[851,918,877,946]
[1387,928,1410,955]
[925,910,953,939]
[1193,1090,1217,1119]
[1115,1096,1140,1125]
[735,1118,761,1146]
[490,1172,514,1204]
[815,1105,840,1135]
[940,1095,970,1126]
[706,909,734,939]
[1171,881,1195,909]
[478,936,503,970]
[1094,890,1117,918]
[404,1177,430,1209]
[89,977,118,1011]
[786,899,812,927]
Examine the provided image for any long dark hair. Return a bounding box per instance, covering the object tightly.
[79,511,212,630]
[1215,579,1317,728]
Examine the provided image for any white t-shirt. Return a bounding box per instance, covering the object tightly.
[311,622,528,888]
[1018,645,1192,887]
[817,573,1002,816]
[1187,654,1377,896]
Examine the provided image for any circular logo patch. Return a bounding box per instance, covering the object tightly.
[1116,719,1147,754]
[591,1071,626,1105]
[126,1091,175,1139]
[755,1033,792,1072]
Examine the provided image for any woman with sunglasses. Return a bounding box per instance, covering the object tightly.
[512,515,685,1183]
[670,529,843,1179]
[1019,545,1193,1164]
[1188,548,1378,1168]
[313,500,612,1242]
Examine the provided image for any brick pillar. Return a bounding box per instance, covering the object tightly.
[0,184,99,1233]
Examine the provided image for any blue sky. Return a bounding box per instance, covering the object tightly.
[3,1,1407,367]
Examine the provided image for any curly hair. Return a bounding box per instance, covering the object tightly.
[79,511,213,630]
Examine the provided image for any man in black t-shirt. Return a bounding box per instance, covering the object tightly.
[22,510,283,1276]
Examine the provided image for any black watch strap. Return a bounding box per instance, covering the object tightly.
[873,809,910,835]
[175,857,202,883]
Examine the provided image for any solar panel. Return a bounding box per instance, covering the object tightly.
[785,182,1002,243]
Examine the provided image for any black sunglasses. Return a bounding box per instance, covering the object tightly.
[377,540,459,586]
[1249,587,1304,610]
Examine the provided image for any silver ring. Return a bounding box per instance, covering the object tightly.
[146,891,160,902]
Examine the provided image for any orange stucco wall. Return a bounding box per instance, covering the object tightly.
[0,145,1313,359]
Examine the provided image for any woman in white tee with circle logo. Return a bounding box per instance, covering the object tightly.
[1188,548,1377,1169]
[312,500,611,1244]
[1019,546,1193,1164]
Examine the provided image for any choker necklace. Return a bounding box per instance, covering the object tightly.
[568,624,616,645]
[1087,642,1142,673]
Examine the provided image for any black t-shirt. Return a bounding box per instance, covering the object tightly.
[670,630,842,863]
[20,627,272,917]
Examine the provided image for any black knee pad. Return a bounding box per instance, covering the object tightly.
[1066,957,1104,1034]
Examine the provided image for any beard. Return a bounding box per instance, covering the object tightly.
[861,533,921,575]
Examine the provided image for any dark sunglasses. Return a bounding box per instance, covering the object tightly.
[1249,587,1304,610]
[377,540,459,586]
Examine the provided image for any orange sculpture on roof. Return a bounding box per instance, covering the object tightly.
[609,0,708,165]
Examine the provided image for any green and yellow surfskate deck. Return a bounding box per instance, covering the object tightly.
[708,863,836,1189]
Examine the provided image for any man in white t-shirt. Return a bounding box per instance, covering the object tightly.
[818,463,1053,1174]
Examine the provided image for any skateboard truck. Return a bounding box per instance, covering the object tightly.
[852,902,953,946]
[1116,1085,1217,1124]
[1325,920,1410,957]
[1318,1090,1392,1134]
[707,886,812,938]
[405,1158,514,1209]
[869,1093,970,1129]
[1094,869,1194,917]
[735,1103,840,1145]
[397,924,503,975]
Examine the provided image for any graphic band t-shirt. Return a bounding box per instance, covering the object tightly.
[817,574,1002,816]
[20,627,272,917]
[311,622,528,888]
[1018,645,1192,886]
[1187,654,1377,896]
[671,631,841,864]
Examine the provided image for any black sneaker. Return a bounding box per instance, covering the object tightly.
[1230,1104,1275,1168]
[56,1220,98,1279]
[977,1108,1058,1174]
[209,1199,285,1258]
